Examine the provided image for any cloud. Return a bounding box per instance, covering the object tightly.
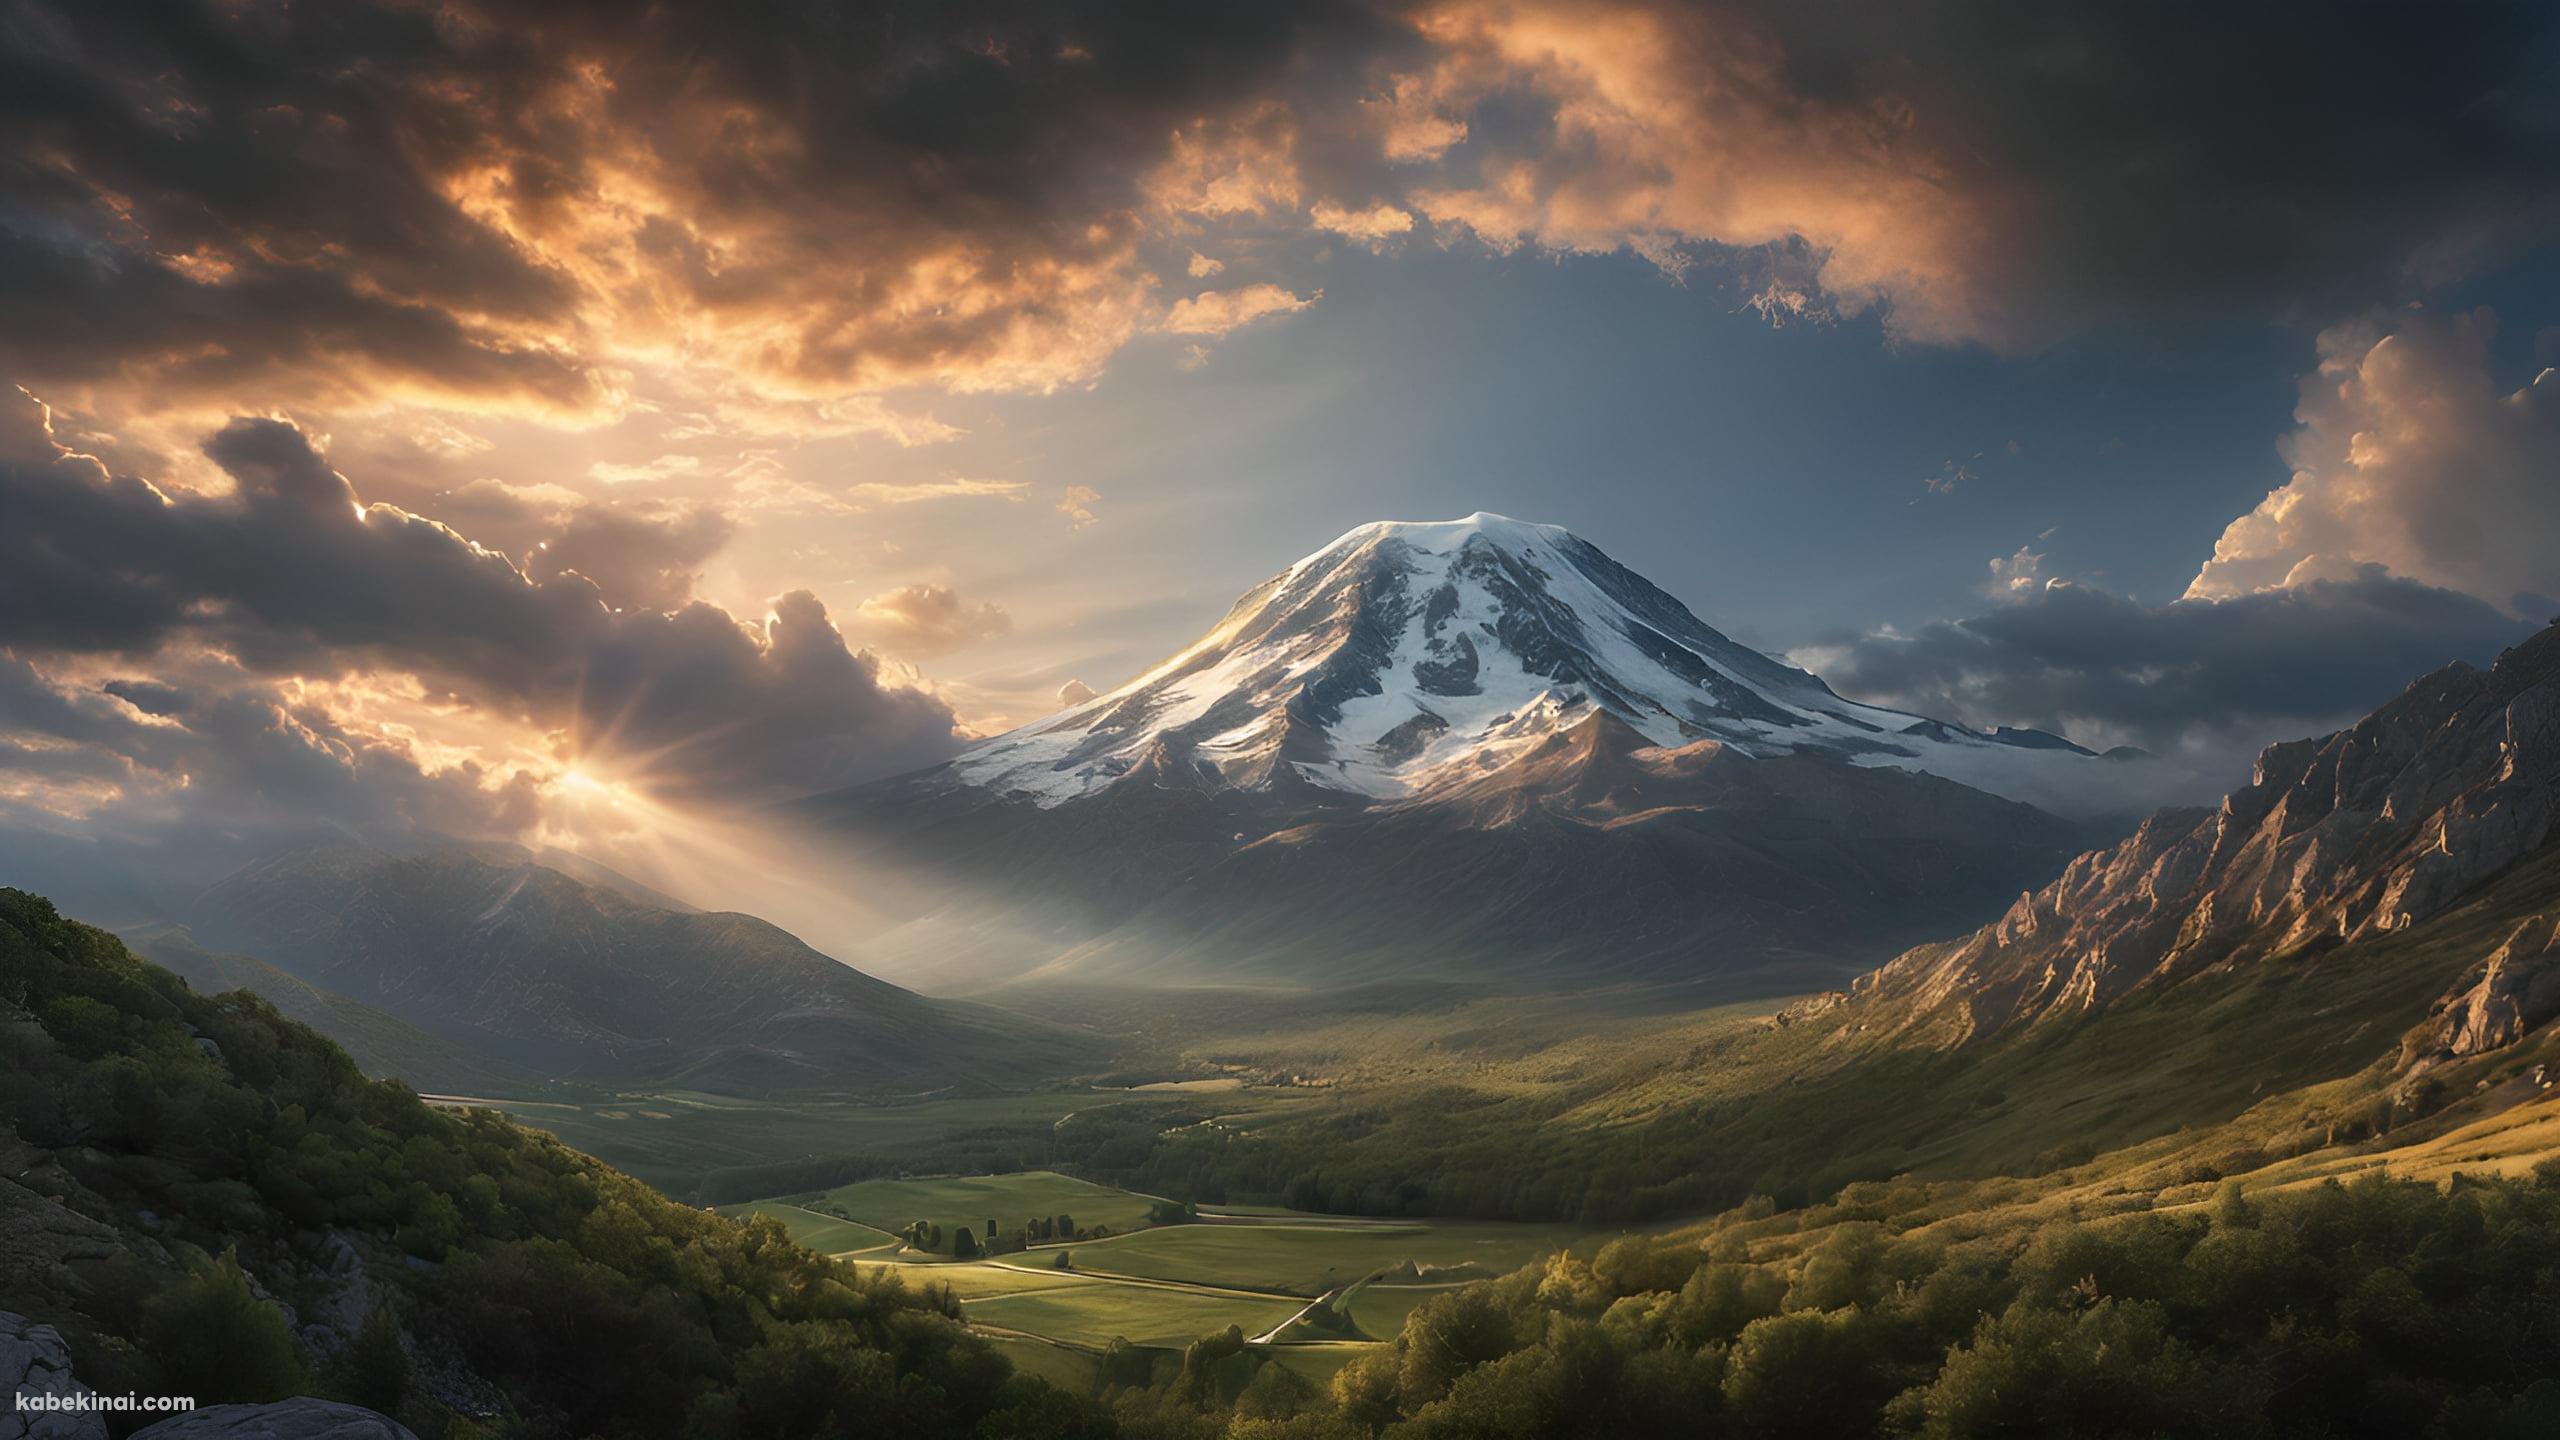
[852,584,1015,659]
[1804,300,2560,798]
[841,478,1032,509]
[1160,284,1322,336]
[2190,308,2560,613]
[7,0,2548,445]
[526,503,735,612]
[1803,574,2538,796]
[1986,544,2045,594]
[1312,200,1417,247]
[1056,485,1102,529]
[1058,679,1098,708]
[1393,0,2560,349]
[0,649,553,916]
[1147,106,1305,219]
[0,1,1385,419]
[0,388,960,815]
[1187,252,1228,279]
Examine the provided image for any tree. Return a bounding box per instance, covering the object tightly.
[1056,1213,1076,1239]
[143,1247,312,1404]
[338,1304,409,1415]
[953,1225,980,1260]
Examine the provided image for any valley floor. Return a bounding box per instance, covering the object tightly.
[717,1168,1628,1381]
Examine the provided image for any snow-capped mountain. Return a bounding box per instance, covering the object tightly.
[944,513,2126,814]
[804,516,2121,995]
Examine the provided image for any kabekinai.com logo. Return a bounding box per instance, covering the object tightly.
[17,1391,197,1416]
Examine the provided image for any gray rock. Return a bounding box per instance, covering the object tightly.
[2406,916,2560,1067]
[1857,625,2560,1042]
[131,1399,414,1440]
[1,1309,107,1440]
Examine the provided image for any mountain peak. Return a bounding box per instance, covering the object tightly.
[933,515,2126,814]
[1325,512,1571,551]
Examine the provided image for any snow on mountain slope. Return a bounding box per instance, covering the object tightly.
[944,514,2132,815]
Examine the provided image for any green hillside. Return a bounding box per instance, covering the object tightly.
[122,923,556,1098]
[0,888,1107,1439]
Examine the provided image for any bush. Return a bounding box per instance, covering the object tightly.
[142,1247,311,1404]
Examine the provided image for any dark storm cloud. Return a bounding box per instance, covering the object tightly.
[523,503,736,613]
[0,389,960,803]
[1808,576,2542,778]
[1404,0,2560,348]
[0,650,548,920]
[0,0,1397,412]
[7,0,2551,418]
[1742,0,2560,339]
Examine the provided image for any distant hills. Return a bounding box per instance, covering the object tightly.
[175,843,1101,1096]
[806,514,2115,993]
[124,923,550,1098]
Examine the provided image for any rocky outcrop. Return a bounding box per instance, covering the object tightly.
[1857,623,2560,1041]
[2402,915,2560,1076]
[131,1400,413,1439]
[2,1311,105,1440]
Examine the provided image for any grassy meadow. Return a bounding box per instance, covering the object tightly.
[1066,1218,1601,1295]
[812,1168,1161,1236]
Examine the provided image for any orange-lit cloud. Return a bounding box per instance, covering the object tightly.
[2189,309,2560,613]
[0,389,961,830]
[1160,285,1321,336]
[1400,0,2027,346]
[1312,201,1417,247]
[853,583,1016,659]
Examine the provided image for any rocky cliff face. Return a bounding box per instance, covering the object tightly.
[1853,622,2560,1041]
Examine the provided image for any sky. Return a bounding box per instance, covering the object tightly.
[4,0,2559,914]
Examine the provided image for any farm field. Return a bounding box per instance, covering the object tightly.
[1066,1218,1605,1296]
[784,1168,1639,1373]
[813,1169,1160,1236]
[1344,1282,1451,1340]
[851,1259,1093,1301]
[961,1278,1306,1349]
[713,1200,900,1254]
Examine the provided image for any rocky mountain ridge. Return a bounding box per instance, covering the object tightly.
[1843,622,2560,1045]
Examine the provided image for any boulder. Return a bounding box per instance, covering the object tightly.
[131,1399,414,1440]
[2442,917,2560,1057]
[1,1309,106,1440]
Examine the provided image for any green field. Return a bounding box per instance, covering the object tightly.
[713,1200,900,1254]
[750,1170,1631,1364]
[1344,1283,1448,1339]
[981,1335,1101,1393]
[851,1259,1091,1300]
[1262,1345,1366,1386]
[813,1169,1161,1237]
[1065,1219,1602,1296]
[963,1281,1305,1349]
